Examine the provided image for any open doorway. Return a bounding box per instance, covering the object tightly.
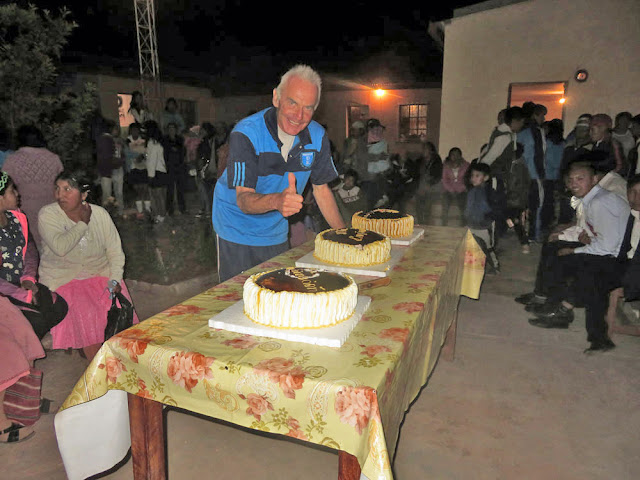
[508,82,567,121]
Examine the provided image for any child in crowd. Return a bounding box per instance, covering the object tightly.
[144,121,168,224]
[96,120,125,216]
[441,147,469,226]
[125,122,150,216]
[464,163,500,274]
[334,169,367,225]
[505,143,531,253]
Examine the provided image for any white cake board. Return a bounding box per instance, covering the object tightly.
[208,296,371,348]
[294,248,404,277]
[391,227,424,246]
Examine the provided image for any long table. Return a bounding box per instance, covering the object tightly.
[55,227,485,480]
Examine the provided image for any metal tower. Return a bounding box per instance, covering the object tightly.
[133,0,162,117]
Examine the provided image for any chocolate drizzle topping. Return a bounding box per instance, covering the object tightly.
[256,268,349,293]
[360,209,407,220]
[322,228,385,245]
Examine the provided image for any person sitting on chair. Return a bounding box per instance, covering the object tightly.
[37,170,138,360]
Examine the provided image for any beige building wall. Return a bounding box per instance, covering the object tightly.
[212,88,442,158]
[439,0,640,159]
[318,88,442,158]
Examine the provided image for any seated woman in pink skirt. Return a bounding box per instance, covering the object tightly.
[0,296,45,443]
[38,170,138,360]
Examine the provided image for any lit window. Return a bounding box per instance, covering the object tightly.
[399,104,428,141]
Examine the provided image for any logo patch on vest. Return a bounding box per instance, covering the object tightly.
[300,151,315,168]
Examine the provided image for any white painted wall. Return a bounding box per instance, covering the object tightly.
[439,0,640,159]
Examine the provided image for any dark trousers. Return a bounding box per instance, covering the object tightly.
[166,166,187,214]
[491,176,508,238]
[442,191,466,226]
[9,283,68,339]
[544,252,621,342]
[528,179,555,241]
[534,240,583,297]
[217,236,289,283]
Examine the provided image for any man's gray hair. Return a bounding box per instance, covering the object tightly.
[275,64,322,109]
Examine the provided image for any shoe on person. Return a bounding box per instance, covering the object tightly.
[0,423,35,443]
[40,397,57,415]
[522,244,530,254]
[528,317,570,329]
[527,301,557,315]
[515,292,547,306]
[534,304,574,323]
[154,215,165,224]
[584,338,616,354]
[525,302,549,313]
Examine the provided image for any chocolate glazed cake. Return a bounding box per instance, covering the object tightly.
[314,228,391,266]
[243,268,358,329]
[352,208,414,238]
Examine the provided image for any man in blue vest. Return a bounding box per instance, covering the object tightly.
[212,65,345,282]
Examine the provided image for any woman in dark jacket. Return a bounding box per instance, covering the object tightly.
[163,123,187,215]
[195,122,216,217]
[414,141,443,225]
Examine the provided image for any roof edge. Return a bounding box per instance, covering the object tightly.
[453,0,530,19]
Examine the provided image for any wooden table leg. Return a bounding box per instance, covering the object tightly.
[128,393,167,480]
[441,313,458,362]
[338,450,361,480]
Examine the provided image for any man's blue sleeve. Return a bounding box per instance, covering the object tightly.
[227,131,259,189]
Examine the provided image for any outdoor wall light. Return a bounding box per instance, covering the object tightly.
[375,89,386,97]
[574,69,588,82]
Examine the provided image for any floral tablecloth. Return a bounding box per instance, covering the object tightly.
[58,227,484,480]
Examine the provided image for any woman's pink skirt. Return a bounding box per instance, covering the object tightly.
[50,277,139,349]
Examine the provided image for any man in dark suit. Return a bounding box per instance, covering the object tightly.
[618,175,640,300]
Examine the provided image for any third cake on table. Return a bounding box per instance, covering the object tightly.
[243,267,357,329]
[314,228,391,266]
[352,208,414,238]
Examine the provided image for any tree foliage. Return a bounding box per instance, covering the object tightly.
[0,3,97,165]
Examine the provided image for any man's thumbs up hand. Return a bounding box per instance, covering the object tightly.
[277,172,303,217]
[285,172,297,193]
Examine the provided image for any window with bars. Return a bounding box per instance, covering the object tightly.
[399,104,428,141]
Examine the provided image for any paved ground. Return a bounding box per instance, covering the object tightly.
[3,215,640,479]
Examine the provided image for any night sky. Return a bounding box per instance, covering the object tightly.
[28,0,480,90]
